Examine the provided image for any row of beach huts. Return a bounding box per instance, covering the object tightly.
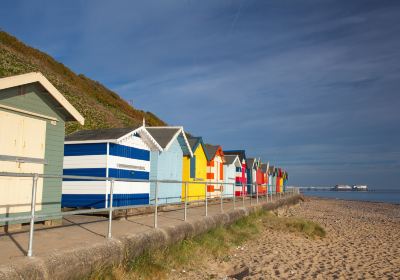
[0,73,288,226]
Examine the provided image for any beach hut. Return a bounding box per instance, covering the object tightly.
[282,170,286,193]
[0,72,84,226]
[275,168,281,193]
[268,166,275,194]
[246,158,257,196]
[223,150,247,197]
[182,136,208,202]
[62,126,162,208]
[277,168,283,193]
[223,155,242,198]
[283,171,288,192]
[146,127,192,204]
[260,163,269,195]
[204,144,225,198]
[256,160,267,195]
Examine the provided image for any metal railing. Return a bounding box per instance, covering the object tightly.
[0,172,298,257]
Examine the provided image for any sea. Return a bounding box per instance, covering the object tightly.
[301,189,400,204]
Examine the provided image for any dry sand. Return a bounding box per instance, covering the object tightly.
[169,198,400,279]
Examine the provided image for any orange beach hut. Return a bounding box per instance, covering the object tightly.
[204,144,225,198]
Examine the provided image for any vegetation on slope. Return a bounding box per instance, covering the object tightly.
[89,209,325,280]
[0,30,166,134]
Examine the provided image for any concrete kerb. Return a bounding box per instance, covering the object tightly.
[0,195,303,280]
[44,239,125,280]
[121,229,168,262]
[0,257,48,280]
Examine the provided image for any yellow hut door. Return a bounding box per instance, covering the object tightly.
[0,110,46,215]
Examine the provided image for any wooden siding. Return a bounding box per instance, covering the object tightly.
[62,134,151,208]
[206,149,224,198]
[0,84,66,225]
[237,161,247,197]
[256,168,266,195]
[223,163,236,198]
[182,143,207,202]
[0,110,46,214]
[150,138,183,204]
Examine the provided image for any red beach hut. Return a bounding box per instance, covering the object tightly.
[256,160,266,195]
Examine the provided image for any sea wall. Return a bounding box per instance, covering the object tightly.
[0,195,302,280]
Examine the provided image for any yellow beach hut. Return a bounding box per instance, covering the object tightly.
[278,168,284,193]
[182,136,208,202]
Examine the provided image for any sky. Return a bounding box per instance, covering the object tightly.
[1,1,400,188]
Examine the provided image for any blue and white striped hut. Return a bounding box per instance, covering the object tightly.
[62,125,162,208]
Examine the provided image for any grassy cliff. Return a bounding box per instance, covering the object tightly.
[0,30,166,134]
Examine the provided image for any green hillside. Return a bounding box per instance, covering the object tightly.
[0,30,166,134]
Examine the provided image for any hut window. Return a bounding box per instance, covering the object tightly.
[219,163,224,179]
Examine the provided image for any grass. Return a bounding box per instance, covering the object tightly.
[263,211,326,239]
[89,209,325,280]
[0,30,167,134]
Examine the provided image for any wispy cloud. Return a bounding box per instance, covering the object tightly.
[1,0,400,187]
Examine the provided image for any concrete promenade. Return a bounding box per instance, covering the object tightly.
[0,193,299,279]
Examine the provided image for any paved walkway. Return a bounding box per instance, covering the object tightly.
[0,194,287,265]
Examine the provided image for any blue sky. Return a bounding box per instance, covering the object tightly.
[1,1,400,188]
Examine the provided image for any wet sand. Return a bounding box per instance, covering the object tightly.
[170,197,400,279]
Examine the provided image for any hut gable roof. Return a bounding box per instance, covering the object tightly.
[223,150,246,162]
[146,126,193,157]
[65,126,163,151]
[0,72,84,124]
[224,155,241,167]
[268,166,275,174]
[247,158,256,169]
[146,127,179,149]
[260,163,269,173]
[204,144,223,162]
[66,127,139,141]
[187,136,205,153]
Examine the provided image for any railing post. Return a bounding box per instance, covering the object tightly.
[250,183,253,205]
[205,183,208,216]
[233,183,236,209]
[256,183,259,205]
[184,182,188,221]
[242,183,245,208]
[154,181,158,228]
[107,179,114,239]
[27,173,39,257]
[271,188,273,203]
[220,185,223,213]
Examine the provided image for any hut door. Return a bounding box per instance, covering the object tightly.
[0,110,46,215]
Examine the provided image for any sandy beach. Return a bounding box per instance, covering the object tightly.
[169,197,400,279]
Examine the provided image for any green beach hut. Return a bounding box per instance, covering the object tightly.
[0,72,84,227]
